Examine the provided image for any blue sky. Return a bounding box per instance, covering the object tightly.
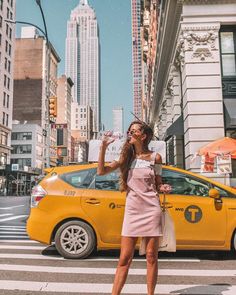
[16,0,133,130]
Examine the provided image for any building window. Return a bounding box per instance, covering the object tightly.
[0,153,7,166]
[6,23,9,35]
[11,145,32,154]
[7,7,10,19]
[4,58,7,70]
[4,75,7,87]
[220,27,236,77]
[3,92,6,107]
[7,94,9,108]
[8,60,11,73]
[2,112,5,125]
[11,158,32,169]
[11,132,32,140]
[5,41,8,53]
[0,131,8,146]
[7,77,10,89]
[8,44,11,56]
[9,28,12,40]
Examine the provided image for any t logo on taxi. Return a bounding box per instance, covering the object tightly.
[184,205,202,223]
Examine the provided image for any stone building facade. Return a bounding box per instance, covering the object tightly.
[148,0,236,184]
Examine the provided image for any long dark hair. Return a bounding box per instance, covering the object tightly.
[119,121,153,192]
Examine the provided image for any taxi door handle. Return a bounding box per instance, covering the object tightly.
[85,198,100,205]
[162,202,173,209]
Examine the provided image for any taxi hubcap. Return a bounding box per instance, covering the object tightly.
[60,225,89,254]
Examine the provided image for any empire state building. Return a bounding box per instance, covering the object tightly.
[65,0,100,135]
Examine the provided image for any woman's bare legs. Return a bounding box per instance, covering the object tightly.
[145,237,159,295]
[111,236,138,295]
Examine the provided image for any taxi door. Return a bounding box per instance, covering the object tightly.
[162,169,227,247]
[80,171,126,244]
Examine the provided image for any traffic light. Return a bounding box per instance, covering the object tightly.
[57,146,67,157]
[49,96,57,119]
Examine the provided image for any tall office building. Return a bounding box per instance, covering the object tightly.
[65,0,100,137]
[113,107,124,134]
[131,0,143,120]
[14,27,61,168]
[0,0,15,195]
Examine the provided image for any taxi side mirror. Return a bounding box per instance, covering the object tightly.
[209,188,220,199]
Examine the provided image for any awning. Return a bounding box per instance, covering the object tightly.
[224,99,236,129]
[165,115,184,138]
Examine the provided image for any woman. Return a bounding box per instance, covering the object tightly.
[97,120,171,295]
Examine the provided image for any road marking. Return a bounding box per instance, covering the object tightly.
[0,231,27,235]
[0,253,200,262]
[0,264,234,276]
[0,215,28,222]
[0,245,47,250]
[0,235,29,242]
[0,205,25,210]
[0,225,26,229]
[0,240,38,243]
[0,228,27,231]
[0,214,12,217]
[0,281,235,294]
[80,258,201,262]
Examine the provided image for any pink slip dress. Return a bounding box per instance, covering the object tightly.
[121,152,163,254]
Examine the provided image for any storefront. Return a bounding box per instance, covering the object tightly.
[0,165,40,197]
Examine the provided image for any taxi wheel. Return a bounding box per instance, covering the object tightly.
[232,230,236,252]
[55,220,96,259]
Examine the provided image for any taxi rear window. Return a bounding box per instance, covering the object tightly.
[60,168,96,188]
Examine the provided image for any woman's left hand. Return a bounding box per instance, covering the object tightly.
[158,184,172,194]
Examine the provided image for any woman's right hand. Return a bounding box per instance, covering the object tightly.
[101,131,115,149]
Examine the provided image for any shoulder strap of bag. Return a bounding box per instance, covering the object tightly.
[163,193,166,212]
[150,151,157,165]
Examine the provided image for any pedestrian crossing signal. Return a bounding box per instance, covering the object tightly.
[49,96,57,118]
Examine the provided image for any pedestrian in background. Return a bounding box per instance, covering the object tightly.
[97,120,171,295]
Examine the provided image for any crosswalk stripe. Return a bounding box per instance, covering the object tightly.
[0,215,28,222]
[0,235,28,238]
[0,264,234,276]
[0,240,38,243]
[0,225,26,229]
[0,231,27,234]
[0,205,25,210]
[0,281,235,294]
[0,245,47,250]
[0,228,27,231]
[0,253,201,262]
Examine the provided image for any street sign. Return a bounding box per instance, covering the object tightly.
[11,164,19,171]
[216,155,232,174]
[88,140,166,163]
[51,123,68,129]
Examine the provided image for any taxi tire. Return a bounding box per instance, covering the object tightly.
[232,230,236,252]
[55,220,96,259]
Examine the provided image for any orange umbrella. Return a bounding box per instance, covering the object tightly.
[198,137,236,159]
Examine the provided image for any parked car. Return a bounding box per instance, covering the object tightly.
[27,163,236,259]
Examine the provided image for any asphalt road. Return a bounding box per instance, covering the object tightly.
[0,196,30,225]
[0,196,235,294]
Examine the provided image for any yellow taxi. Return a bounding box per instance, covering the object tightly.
[27,163,236,259]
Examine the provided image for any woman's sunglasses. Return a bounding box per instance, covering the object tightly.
[127,130,141,135]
